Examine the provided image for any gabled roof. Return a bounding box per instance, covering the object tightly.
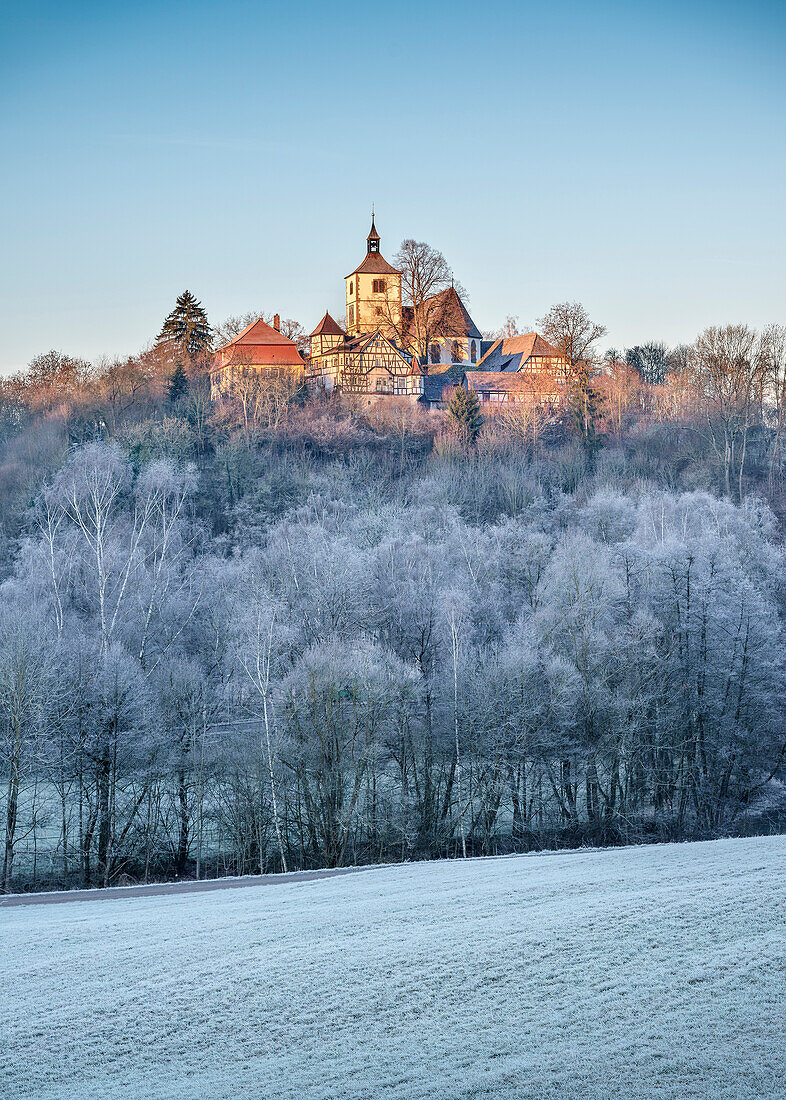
[423,287,482,340]
[475,333,563,372]
[310,312,346,338]
[347,252,401,277]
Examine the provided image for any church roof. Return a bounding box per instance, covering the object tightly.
[423,287,482,339]
[347,251,401,277]
[367,215,380,242]
[475,333,562,372]
[310,312,346,338]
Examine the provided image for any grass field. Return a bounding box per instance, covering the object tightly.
[1,836,785,1099]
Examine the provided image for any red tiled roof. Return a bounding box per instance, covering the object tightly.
[310,312,346,337]
[217,317,300,349]
[212,317,303,371]
[210,344,304,372]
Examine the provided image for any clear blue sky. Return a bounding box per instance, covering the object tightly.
[1,0,784,372]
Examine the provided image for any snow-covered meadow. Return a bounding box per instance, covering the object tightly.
[2,836,785,1100]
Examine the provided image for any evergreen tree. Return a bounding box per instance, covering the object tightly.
[157,290,213,360]
[166,360,188,404]
[448,384,483,445]
[566,360,603,454]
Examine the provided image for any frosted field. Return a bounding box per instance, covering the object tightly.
[1,837,785,1100]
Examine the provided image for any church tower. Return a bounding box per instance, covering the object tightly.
[345,215,402,340]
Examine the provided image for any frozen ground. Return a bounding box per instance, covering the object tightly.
[1,837,784,1100]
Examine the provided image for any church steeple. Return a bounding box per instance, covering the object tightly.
[367,211,380,254]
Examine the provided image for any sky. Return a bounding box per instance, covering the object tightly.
[1,0,784,373]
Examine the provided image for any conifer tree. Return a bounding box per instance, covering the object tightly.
[157,290,213,360]
[566,360,603,454]
[448,384,483,445]
[166,360,188,404]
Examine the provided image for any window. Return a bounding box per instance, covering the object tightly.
[349,304,355,326]
[372,279,387,293]
[375,307,382,315]
[451,340,462,363]
[470,340,477,364]
[429,343,441,364]
[349,282,353,295]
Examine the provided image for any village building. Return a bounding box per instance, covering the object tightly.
[409,286,484,371]
[210,314,304,399]
[475,333,565,377]
[306,219,421,402]
[211,216,568,414]
[465,370,563,406]
[306,217,482,403]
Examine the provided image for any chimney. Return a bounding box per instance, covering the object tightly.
[273,313,280,332]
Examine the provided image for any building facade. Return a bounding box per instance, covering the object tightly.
[210,315,304,399]
[307,217,484,403]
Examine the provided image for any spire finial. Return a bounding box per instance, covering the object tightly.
[367,208,380,253]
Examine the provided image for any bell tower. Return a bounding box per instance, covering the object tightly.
[345,212,402,339]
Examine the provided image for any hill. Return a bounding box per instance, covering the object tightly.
[2,836,785,1099]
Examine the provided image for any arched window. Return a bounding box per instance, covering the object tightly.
[451,340,462,363]
[429,343,441,365]
[470,340,477,363]
[349,304,355,326]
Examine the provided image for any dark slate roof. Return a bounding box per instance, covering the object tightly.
[422,369,461,402]
[476,333,562,372]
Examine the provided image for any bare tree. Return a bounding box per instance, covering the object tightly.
[537,301,607,373]
[376,240,467,364]
[687,324,765,499]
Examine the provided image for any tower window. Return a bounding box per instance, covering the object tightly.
[372,279,387,293]
[349,282,353,295]
[349,304,355,326]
